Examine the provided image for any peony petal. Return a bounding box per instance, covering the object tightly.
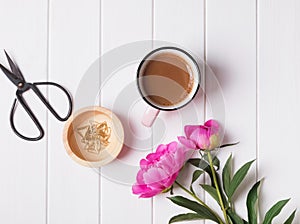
[139,188,163,198]
[158,162,173,176]
[143,167,168,185]
[178,136,197,149]
[136,170,145,184]
[205,119,220,135]
[146,152,161,162]
[140,159,150,169]
[190,127,210,150]
[204,119,219,128]
[184,125,201,138]
[173,147,186,167]
[163,173,179,188]
[159,154,181,177]
[156,144,168,153]
[132,183,150,194]
[132,141,192,198]
[167,141,179,153]
[157,154,174,175]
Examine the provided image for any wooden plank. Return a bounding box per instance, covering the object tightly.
[206,0,257,222]
[48,0,100,223]
[100,0,153,223]
[153,0,205,223]
[0,1,48,223]
[258,0,300,222]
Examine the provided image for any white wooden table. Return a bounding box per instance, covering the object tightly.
[0,0,299,223]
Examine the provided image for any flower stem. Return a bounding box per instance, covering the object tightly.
[174,180,225,224]
[207,152,230,224]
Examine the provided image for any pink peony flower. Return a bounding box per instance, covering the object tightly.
[178,119,220,150]
[132,141,189,198]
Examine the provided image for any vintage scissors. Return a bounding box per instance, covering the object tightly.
[0,50,73,141]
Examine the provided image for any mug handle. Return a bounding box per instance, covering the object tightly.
[142,107,160,127]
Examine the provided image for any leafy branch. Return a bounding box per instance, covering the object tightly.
[132,120,296,224]
[168,151,296,224]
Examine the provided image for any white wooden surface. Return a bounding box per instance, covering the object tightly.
[206,1,257,222]
[258,0,300,222]
[0,0,299,224]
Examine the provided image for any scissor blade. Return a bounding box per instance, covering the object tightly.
[4,50,24,81]
[0,63,21,86]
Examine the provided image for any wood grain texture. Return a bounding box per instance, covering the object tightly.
[258,0,300,222]
[100,0,153,223]
[0,1,48,223]
[153,0,205,223]
[48,0,100,223]
[206,0,257,222]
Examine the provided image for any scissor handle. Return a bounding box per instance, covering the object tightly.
[10,97,45,141]
[32,82,73,121]
[10,82,73,141]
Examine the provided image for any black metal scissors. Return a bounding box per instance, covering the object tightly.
[0,50,73,141]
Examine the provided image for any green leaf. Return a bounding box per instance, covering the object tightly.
[188,158,202,168]
[212,156,220,170]
[247,181,261,224]
[220,142,240,148]
[228,160,255,200]
[262,199,290,224]
[203,154,220,170]
[190,170,204,193]
[188,158,210,170]
[188,157,215,172]
[191,170,204,184]
[227,209,246,224]
[188,158,213,183]
[223,154,232,198]
[169,213,211,223]
[228,215,234,224]
[168,196,219,222]
[284,210,296,224]
[188,158,200,166]
[200,184,219,205]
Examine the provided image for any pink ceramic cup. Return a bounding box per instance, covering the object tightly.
[137,47,201,127]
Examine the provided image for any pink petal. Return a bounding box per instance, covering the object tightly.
[136,170,145,184]
[157,154,174,175]
[143,167,168,185]
[204,119,220,135]
[190,127,210,150]
[184,125,201,138]
[159,155,180,176]
[132,184,149,194]
[163,173,178,187]
[140,159,150,169]
[156,144,168,153]
[158,161,173,175]
[204,119,219,128]
[146,152,161,162]
[167,141,179,153]
[132,140,193,198]
[173,147,186,167]
[139,189,162,198]
[178,136,197,149]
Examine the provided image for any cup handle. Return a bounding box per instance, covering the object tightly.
[142,107,160,127]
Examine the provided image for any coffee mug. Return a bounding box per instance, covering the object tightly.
[137,46,200,127]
